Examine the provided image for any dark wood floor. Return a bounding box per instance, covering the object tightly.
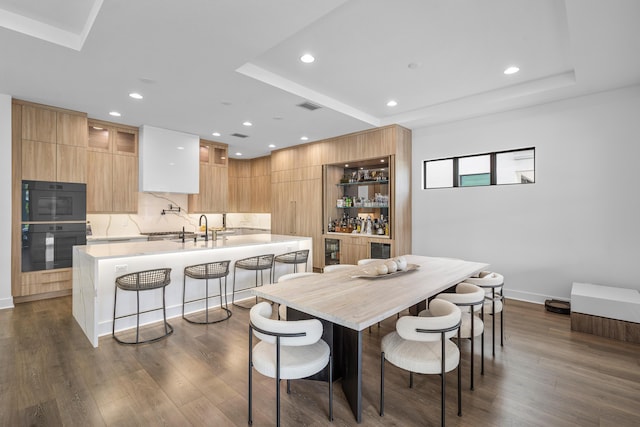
[1,296,639,426]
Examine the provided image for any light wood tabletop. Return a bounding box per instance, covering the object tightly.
[252,255,489,331]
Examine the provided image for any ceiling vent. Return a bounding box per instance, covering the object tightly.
[297,101,321,111]
[230,133,249,138]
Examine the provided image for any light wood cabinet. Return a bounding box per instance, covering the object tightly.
[21,269,72,296]
[271,166,322,265]
[12,100,87,301]
[86,119,139,213]
[88,120,138,156]
[188,140,228,213]
[228,156,271,213]
[271,125,412,270]
[21,140,57,181]
[19,102,87,183]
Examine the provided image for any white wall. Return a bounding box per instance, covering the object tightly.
[0,94,14,309]
[412,85,640,303]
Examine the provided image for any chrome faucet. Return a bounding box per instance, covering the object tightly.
[199,215,208,241]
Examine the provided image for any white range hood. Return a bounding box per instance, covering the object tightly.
[139,125,200,194]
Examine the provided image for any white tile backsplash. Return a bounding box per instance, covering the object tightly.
[87,192,270,237]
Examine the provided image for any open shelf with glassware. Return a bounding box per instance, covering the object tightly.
[325,158,391,238]
[321,150,412,266]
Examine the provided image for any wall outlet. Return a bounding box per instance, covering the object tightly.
[115,264,128,274]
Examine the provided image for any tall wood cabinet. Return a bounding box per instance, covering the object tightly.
[228,156,271,213]
[11,100,88,301]
[270,125,411,270]
[86,119,139,213]
[19,102,88,183]
[188,140,228,213]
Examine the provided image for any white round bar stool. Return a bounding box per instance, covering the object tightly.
[464,271,505,356]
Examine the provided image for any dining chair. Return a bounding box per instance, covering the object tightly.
[464,271,505,356]
[433,282,485,390]
[380,299,462,426]
[323,264,357,273]
[276,272,319,320]
[248,302,333,426]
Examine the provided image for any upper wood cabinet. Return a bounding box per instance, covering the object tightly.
[228,156,271,213]
[88,120,138,156]
[86,119,139,213]
[188,140,228,213]
[17,101,87,183]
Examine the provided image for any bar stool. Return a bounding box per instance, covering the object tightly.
[112,268,173,345]
[232,254,274,309]
[183,260,232,324]
[272,249,309,282]
[465,271,505,356]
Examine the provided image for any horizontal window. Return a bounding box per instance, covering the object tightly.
[423,147,535,189]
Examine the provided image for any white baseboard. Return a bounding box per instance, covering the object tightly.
[504,289,570,305]
[0,297,15,310]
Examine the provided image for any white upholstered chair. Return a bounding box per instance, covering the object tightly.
[380,299,462,426]
[433,282,485,390]
[323,264,357,273]
[248,302,332,426]
[276,272,319,320]
[464,271,505,356]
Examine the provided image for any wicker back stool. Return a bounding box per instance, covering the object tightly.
[272,249,309,282]
[183,260,232,324]
[112,268,173,345]
[231,254,274,309]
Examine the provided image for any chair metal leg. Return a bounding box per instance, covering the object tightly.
[492,288,496,357]
[470,313,475,391]
[501,295,505,347]
[379,352,385,416]
[441,332,446,427]
[248,326,253,425]
[329,355,333,421]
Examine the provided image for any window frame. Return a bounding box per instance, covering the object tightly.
[423,147,535,189]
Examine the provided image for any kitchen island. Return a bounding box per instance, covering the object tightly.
[72,234,312,347]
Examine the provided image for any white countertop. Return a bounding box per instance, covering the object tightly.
[77,233,309,259]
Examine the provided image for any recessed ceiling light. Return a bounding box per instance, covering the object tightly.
[212,132,221,137]
[300,53,315,63]
[220,156,226,160]
[129,92,143,100]
[243,121,252,127]
[176,146,184,150]
[300,136,309,141]
[345,164,349,167]
[92,126,103,130]
[235,152,243,156]
[169,162,175,166]
[380,159,385,163]
[109,111,121,117]
[386,100,398,107]
[268,144,276,148]
[504,66,520,75]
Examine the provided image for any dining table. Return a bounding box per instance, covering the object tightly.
[252,254,489,423]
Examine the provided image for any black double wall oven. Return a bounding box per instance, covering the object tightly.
[22,181,87,272]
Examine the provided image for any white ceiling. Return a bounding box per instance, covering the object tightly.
[1,0,639,158]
